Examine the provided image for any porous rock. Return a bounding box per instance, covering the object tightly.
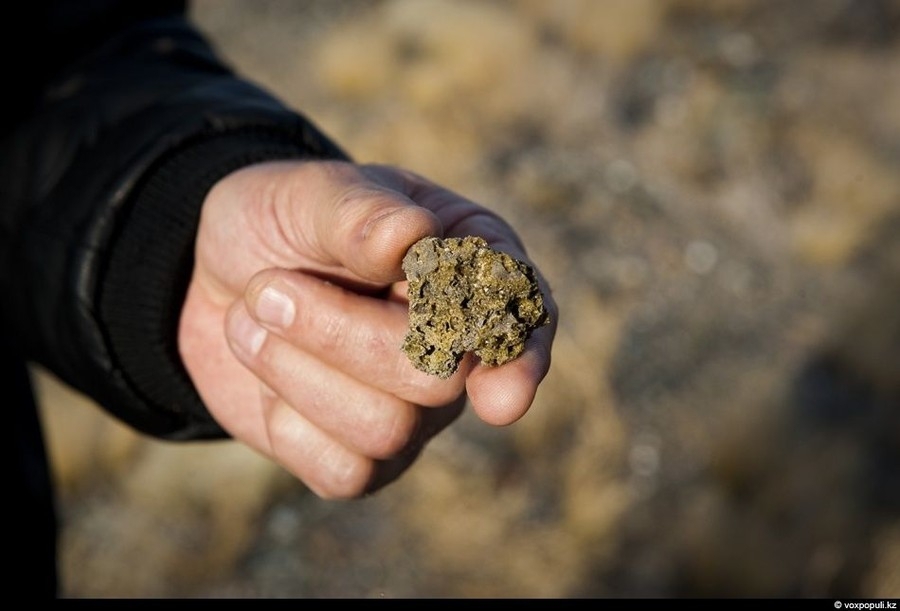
[401,236,550,378]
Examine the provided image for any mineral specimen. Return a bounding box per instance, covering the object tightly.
[401,236,550,378]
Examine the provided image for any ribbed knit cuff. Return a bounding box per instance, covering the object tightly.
[99,125,347,439]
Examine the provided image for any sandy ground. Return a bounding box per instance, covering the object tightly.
[35,0,900,598]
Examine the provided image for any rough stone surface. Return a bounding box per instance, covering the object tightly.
[401,236,550,378]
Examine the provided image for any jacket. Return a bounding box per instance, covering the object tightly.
[1,0,347,595]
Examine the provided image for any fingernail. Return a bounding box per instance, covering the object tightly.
[255,285,295,329]
[229,308,267,356]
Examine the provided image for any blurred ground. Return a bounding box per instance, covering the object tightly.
[34,0,900,598]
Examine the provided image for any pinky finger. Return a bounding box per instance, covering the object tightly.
[365,396,466,493]
[262,396,375,500]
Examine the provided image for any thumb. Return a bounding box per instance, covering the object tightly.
[337,190,444,284]
[305,163,443,284]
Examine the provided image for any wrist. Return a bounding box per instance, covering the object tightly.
[98,126,347,438]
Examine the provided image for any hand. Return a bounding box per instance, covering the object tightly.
[178,160,557,498]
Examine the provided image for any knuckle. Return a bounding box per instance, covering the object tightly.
[314,455,374,500]
[311,311,349,352]
[397,375,465,408]
[361,403,419,459]
[263,401,374,500]
[424,383,466,408]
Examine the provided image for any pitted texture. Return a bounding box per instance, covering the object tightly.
[401,236,549,378]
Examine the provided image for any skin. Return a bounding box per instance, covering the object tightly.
[178,160,558,499]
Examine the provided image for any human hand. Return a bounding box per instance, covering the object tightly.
[178,160,557,498]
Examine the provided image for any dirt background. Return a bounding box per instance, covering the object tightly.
[33,0,900,598]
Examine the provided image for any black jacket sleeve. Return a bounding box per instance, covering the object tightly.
[0,1,349,440]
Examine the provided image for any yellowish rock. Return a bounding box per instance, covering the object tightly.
[402,236,549,378]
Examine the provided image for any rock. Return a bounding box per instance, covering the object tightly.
[401,236,550,378]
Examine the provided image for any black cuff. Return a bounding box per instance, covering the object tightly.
[99,125,347,439]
